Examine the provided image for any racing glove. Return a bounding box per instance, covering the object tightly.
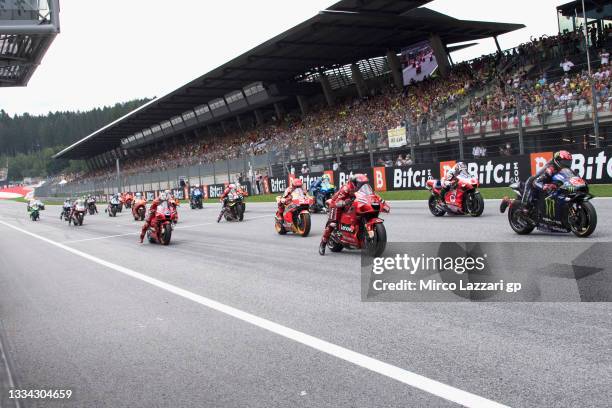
[543,183,558,192]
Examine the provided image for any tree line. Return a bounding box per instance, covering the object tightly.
[0,99,150,180]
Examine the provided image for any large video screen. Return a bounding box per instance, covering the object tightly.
[400,40,438,86]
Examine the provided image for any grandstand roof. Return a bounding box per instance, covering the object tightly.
[0,0,60,87]
[56,0,524,160]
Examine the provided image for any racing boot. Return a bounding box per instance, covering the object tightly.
[318,241,326,256]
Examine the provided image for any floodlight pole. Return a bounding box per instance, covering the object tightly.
[581,0,600,147]
[115,158,121,193]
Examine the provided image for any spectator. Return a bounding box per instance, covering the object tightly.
[600,49,610,66]
[560,58,575,73]
[301,163,310,175]
[332,160,339,171]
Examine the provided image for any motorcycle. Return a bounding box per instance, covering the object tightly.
[190,192,203,209]
[70,200,87,226]
[309,181,335,213]
[500,168,597,237]
[107,197,121,217]
[132,199,147,221]
[87,199,98,215]
[124,195,133,209]
[425,176,484,217]
[325,183,390,257]
[275,189,314,237]
[146,201,177,245]
[60,205,71,221]
[218,192,245,222]
[29,204,41,221]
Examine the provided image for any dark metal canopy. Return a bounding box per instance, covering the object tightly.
[0,0,60,87]
[56,0,524,160]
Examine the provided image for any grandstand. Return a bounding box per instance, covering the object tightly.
[46,0,612,197]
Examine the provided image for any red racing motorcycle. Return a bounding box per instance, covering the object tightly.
[275,189,314,237]
[426,176,484,217]
[132,198,147,221]
[326,184,390,257]
[145,201,177,245]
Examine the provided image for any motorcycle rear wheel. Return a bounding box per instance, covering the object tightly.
[363,223,387,257]
[508,200,535,235]
[569,201,597,238]
[428,196,446,217]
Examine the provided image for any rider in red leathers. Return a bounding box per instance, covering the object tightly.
[139,190,170,243]
[276,178,307,219]
[319,174,368,256]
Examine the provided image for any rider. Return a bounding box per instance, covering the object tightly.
[61,198,72,219]
[218,183,243,222]
[440,162,469,196]
[318,174,369,256]
[276,178,307,219]
[520,150,573,212]
[86,194,98,213]
[139,190,170,243]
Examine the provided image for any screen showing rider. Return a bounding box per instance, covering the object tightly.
[521,150,573,212]
[319,174,368,256]
[276,178,307,219]
[140,190,170,243]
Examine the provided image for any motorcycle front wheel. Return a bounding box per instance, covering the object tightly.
[508,200,535,235]
[296,212,311,237]
[569,201,597,238]
[363,223,387,257]
[160,225,172,245]
[465,191,484,217]
[428,196,446,217]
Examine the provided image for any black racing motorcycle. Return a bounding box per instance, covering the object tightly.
[500,168,597,237]
[217,193,245,222]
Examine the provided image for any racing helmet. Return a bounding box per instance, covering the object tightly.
[135,192,142,199]
[454,162,467,173]
[553,150,572,169]
[228,183,236,190]
[291,178,303,188]
[322,174,330,183]
[349,174,369,190]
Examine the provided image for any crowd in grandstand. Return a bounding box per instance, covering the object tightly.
[70,25,612,182]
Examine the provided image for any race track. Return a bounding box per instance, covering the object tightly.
[1,199,611,407]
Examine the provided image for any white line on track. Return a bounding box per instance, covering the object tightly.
[0,219,509,408]
[61,215,271,244]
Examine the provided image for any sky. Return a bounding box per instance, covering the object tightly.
[0,0,563,116]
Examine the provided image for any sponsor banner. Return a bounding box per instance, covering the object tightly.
[172,188,185,200]
[145,191,156,201]
[386,165,437,191]
[335,168,374,187]
[207,183,227,199]
[530,151,553,176]
[531,149,612,184]
[387,127,407,148]
[362,242,612,302]
[372,167,387,192]
[440,155,528,188]
[267,177,288,194]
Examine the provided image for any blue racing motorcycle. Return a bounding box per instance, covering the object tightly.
[501,168,597,237]
[309,179,335,213]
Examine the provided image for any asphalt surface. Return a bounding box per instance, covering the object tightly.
[0,199,611,407]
